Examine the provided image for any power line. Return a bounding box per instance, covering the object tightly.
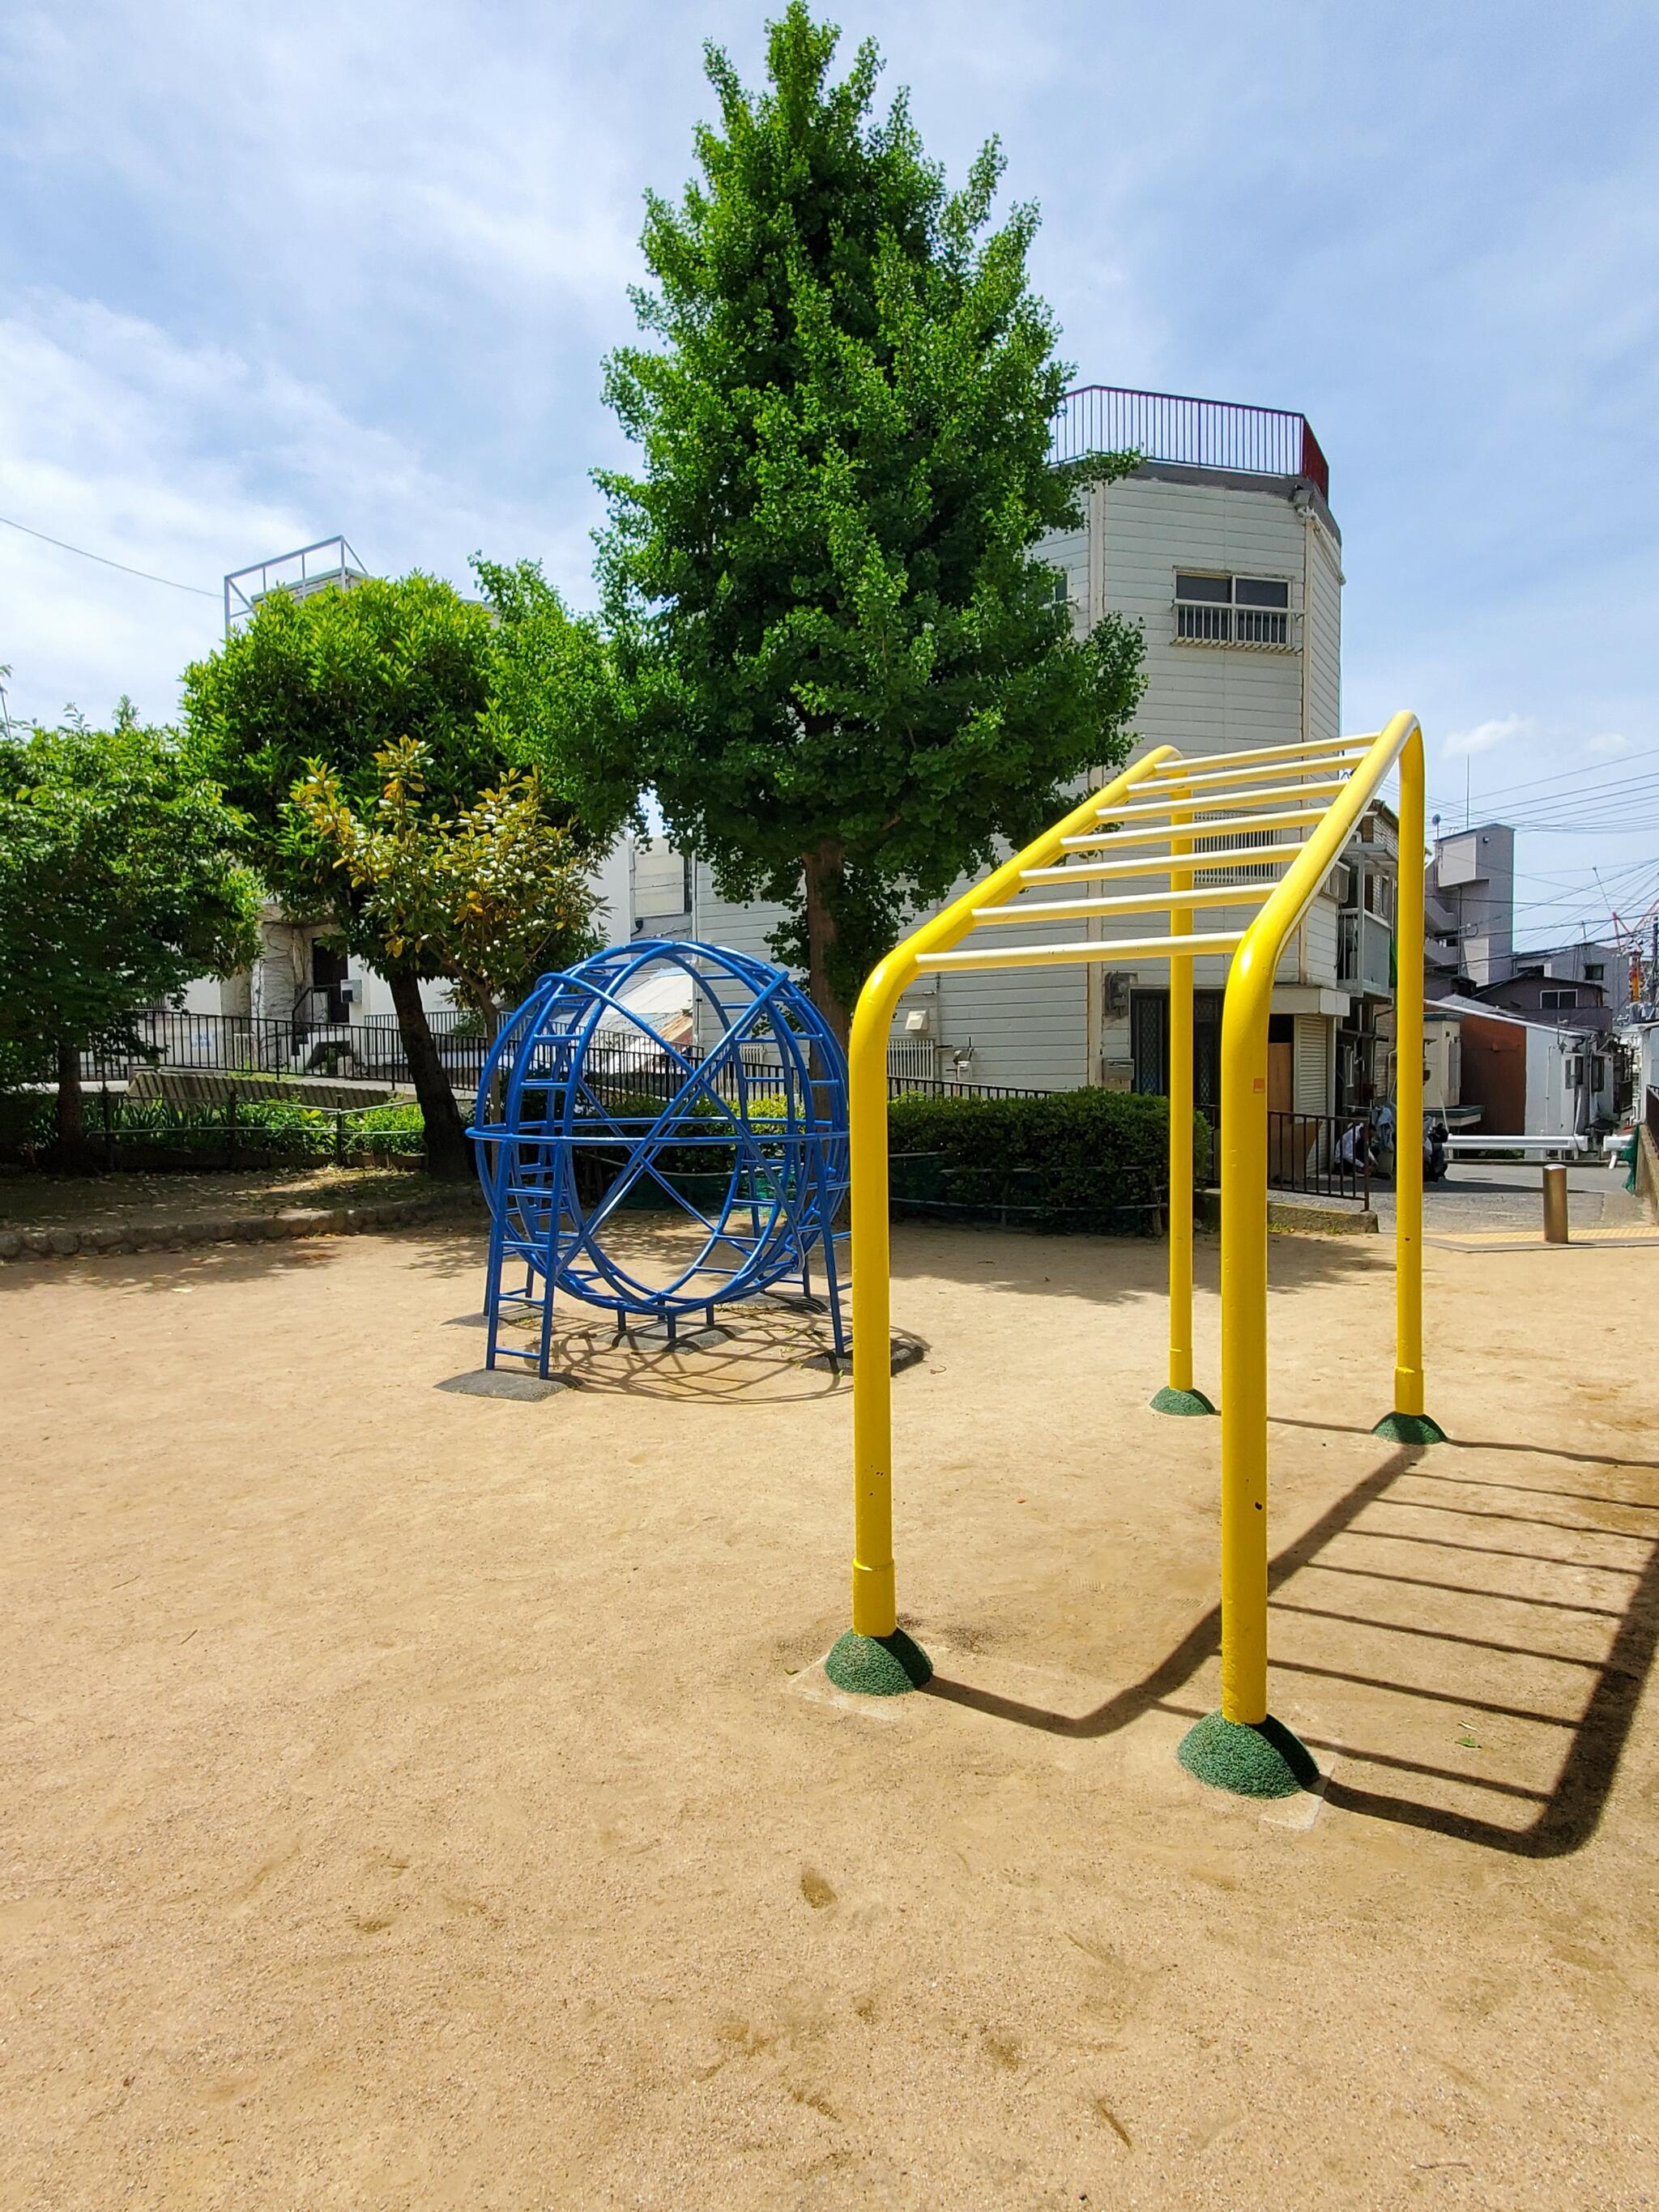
[0,512,217,599]
[1428,739,1659,808]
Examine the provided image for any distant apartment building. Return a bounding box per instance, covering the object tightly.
[1476,943,1623,1033]
[694,384,1390,1116]
[1425,823,1515,992]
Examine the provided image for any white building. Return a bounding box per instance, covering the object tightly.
[1435,994,1617,1139]
[692,384,1389,1117]
[177,838,633,1058]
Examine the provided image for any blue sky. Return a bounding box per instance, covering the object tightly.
[3,0,1657,950]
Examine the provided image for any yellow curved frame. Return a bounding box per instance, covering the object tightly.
[843,712,1429,1724]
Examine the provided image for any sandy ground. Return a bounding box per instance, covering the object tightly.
[3,1218,1658,2210]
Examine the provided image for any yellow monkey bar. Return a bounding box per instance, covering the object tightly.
[827,710,1441,1794]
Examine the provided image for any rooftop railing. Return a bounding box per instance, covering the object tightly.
[1052,386,1330,501]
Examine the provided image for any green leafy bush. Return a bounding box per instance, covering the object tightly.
[887,1089,1209,1231]
[0,1089,429,1169]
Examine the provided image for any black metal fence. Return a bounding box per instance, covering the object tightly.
[1268,1111,1372,1204]
[80,1009,488,1089]
[1201,1103,1372,1204]
[80,1011,1054,1108]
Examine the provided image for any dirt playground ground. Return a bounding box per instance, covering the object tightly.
[3,1217,1657,2210]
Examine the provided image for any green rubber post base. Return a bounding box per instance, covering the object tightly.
[1151,1385,1217,1417]
[1372,1410,1448,1446]
[1176,1711,1320,1800]
[823,1628,933,1697]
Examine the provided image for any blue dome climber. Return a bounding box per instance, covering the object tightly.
[469,941,848,1377]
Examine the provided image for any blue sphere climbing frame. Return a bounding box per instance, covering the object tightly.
[468,940,849,1377]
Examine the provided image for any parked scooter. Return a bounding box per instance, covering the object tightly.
[1368,1102,1449,1183]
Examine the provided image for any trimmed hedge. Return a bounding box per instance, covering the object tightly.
[2,1080,1209,1234]
[0,1091,426,1169]
[888,1089,1210,1233]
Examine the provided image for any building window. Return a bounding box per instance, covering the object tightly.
[1566,1055,1582,1088]
[1130,989,1224,1105]
[1541,987,1578,1009]
[1174,572,1293,649]
[1584,962,1604,982]
[1192,817,1283,885]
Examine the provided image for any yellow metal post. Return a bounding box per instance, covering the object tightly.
[847,970,900,1637]
[1217,931,1273,1722]
[1170,849,1194,1393]
[1372,726,1445,1446]
[1392,730,1427,1417]
[1204,714,1428,1750]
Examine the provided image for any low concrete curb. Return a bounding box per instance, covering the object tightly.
[1266,1197,1379,1237]
[0,1186,485,1264]
[1196,1189,1378,1237]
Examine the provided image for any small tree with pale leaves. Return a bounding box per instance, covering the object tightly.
[291,737,603,1042]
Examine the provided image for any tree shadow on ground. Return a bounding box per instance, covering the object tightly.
[920,1426,1659,1859]
[0,1237,342,1296]
[395,1221,489,1280]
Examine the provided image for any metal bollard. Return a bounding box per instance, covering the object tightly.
[1542,1162,1569,1244]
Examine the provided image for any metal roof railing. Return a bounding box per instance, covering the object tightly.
[1052,386,1330,501]
[223,535,369,634]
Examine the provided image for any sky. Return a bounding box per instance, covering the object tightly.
[2,0,1657,953]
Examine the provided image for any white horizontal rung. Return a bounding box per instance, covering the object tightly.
[1140,735,1373,778]
[1063,806,1328,852]
[917,930,1245,974]
[1021,837,1308,884]
[973,881,1276,924]
[1096,776,1347,822]
[1140,752,1367,794]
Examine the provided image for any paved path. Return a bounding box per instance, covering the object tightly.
[1368,1157,1654,1244]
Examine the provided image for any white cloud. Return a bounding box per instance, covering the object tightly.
[1587,731,1630,757]
[0,293,595,730]
[1444,714,1529,757]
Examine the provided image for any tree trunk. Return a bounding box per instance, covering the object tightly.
[388,968,471,1180]
[53,1041,89,1170]
[802,842,852,1050]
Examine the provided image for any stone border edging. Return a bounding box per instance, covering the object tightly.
[1196,1189,1378,1236]
[0,1185,485,1264]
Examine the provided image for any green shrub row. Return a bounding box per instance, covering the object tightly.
[0,1091,426,1166]
[2,1083,1207,1231]
[887,1089,1209,1231]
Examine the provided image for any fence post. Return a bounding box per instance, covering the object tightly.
[100,1084,114,1170]
[335,1110,347,1166]
[227,1089,238,1168]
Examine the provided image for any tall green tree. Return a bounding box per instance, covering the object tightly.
[184,574,520,1178]
[0,711,260,1161]
[474,556,642,839]
[598,1,1144,1040]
